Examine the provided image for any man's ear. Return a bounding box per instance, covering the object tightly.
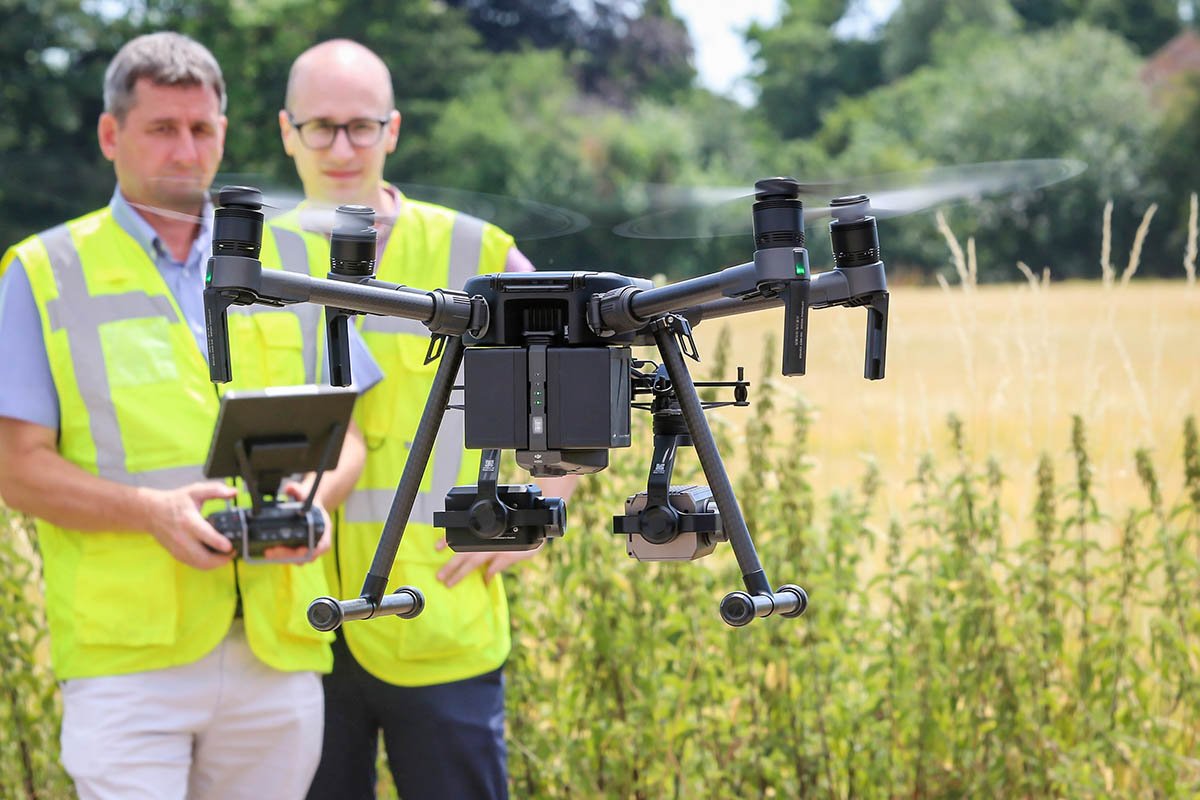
[385,109,401,154]
[279,109,296,156]
[97,113,119,162]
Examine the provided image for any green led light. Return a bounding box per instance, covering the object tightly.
[795,261,806,276]
[205,262,213,285]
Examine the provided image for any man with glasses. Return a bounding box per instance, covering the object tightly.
[275,39,573,800]
[0,32,381,799]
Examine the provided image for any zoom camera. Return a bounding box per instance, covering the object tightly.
[434,449,566,552]
[616,484,725,561]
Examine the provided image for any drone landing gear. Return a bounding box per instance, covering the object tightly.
[646,314,808,626]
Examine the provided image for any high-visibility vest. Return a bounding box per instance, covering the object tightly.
[0,208,334,680]
[275,194,515,686]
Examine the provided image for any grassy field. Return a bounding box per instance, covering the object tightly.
[3,279,1197,798]
[688,280,1198,541]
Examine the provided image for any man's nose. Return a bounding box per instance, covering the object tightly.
[173,130,201,163]
[328,127,358,159]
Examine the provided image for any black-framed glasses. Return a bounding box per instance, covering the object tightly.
[287,113,390,149]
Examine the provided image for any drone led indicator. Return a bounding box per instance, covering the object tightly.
[795,261,806,276]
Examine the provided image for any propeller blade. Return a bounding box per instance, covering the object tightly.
[613,159,1086,240]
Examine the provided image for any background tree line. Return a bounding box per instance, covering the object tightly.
[1,0,1197,281]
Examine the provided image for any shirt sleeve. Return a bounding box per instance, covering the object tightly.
[0,258,60,430]
[504,246,536,273]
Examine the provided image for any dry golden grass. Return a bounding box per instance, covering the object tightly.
[692,280,1198,541]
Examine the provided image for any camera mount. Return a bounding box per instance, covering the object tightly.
[203,178,889,627]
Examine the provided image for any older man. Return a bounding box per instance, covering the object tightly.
[0,32,376,800]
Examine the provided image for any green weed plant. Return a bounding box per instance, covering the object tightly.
[2,333,1198,798]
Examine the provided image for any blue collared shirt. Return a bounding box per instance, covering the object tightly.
[0,188,381,430]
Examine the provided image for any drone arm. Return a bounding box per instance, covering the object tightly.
[592,262,757,336]
[359,334,466,604]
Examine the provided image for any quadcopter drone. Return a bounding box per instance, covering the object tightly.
[201,161,1080,629]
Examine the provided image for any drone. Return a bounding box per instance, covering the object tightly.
[201,160,1081,629]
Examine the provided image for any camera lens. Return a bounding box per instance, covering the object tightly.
[213,185,264,259]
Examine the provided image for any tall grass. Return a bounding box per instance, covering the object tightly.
[2,317,1197,798]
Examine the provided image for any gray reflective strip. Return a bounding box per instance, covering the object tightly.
[41,226,202,489]
[344,406,467,525]
[266,226,320,379]
[448,213,485,290]
[347,212,481,523]
[271,226,310,275]
[361,314,427,336]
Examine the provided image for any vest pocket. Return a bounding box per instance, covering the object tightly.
[358,332,435,450]
[73,534,177,647]
[388,529,495,661]
[228,311,307,387]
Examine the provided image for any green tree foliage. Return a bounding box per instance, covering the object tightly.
[444,0,695,105]
[1150,71,1200,265]
[803,23,1159,279]
[879,0,1021,80]
[747,0,883,139]
[412,47,769,276]
[1077,0,1182,55]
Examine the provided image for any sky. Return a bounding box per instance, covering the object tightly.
[672,0,900,104]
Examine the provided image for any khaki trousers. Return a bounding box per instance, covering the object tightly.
[60,621,323,800]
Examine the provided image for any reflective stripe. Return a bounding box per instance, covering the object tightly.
[448,214,485,290]
[360,314,427,336]
[41,226,203,489]
[272,227,309,275]
[344,400,467,525]
[266,226,321,380]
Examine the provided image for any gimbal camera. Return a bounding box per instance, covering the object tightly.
[203,179,889,627]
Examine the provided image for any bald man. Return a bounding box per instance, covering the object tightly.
[274,40,572,800]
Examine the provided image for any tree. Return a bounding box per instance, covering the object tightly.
[445,0,695,105]
[810,23,1160,279]
[747,0,883,139]
[880,0,1022,80]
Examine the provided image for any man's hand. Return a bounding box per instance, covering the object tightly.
[260,482,332,563]
[434,538,542,588]
[141,481,238,570]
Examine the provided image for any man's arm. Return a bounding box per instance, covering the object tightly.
[0,416,237,569]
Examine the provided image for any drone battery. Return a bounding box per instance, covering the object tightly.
[546,347,631,448]
[464,347,529,448]
[463,346,631,450]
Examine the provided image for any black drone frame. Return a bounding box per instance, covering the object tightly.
[202,179,889,628]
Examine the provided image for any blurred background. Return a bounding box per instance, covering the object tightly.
[3,0,1200,282]
[3,2,1199,797]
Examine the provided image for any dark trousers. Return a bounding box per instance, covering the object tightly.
[306,633,508,800]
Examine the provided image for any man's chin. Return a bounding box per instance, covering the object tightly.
[145,178,211,214]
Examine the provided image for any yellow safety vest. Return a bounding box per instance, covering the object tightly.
[0,208,334,680]
[275,193,515,686]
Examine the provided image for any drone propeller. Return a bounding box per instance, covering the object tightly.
[136,174,590,242]
[612,158,1086,240]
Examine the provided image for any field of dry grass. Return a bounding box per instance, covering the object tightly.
[690,280,1198,541]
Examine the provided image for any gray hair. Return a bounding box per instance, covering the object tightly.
[104,32,226,121]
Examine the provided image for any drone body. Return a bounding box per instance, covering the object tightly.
[203,178,890,628]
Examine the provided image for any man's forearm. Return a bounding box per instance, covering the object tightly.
[0,443,158,533]
[304,420,366,510]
